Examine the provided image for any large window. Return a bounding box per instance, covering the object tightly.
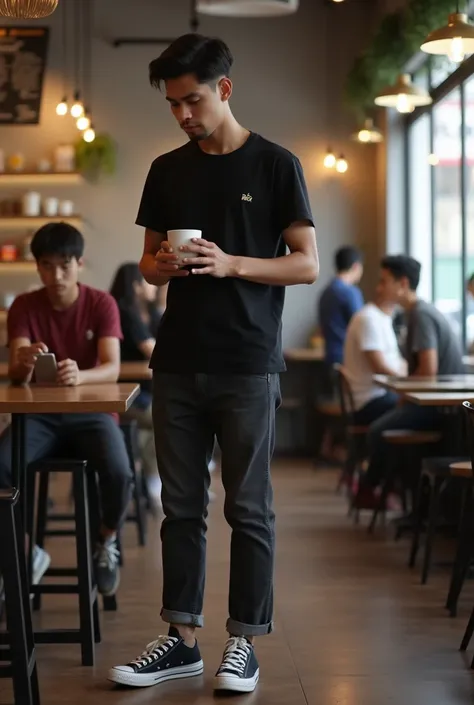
[406,61,474,350]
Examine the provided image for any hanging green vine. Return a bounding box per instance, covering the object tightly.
[344,0,466,120]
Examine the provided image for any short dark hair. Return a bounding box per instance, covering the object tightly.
[335,246,363,273]
[381,254,421,291]
[149,33,234,89]
[30,222,84,261]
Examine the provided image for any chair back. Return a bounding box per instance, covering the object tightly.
[333,363,357,428]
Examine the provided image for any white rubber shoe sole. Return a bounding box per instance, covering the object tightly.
[108,659,204,688]
[213,668,260,693]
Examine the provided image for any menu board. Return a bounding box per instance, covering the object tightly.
[0,26,49,125]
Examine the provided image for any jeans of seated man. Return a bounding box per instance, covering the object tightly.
[353,391,399,427]
[363,402,443,491]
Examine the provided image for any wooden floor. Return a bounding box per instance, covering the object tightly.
[2,460,474,704]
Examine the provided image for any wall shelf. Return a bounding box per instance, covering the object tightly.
[0,261,36,273]
[0,172,83,186]
[0,216,82,230]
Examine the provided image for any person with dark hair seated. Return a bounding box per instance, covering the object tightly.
[319,246,364,366]
[108,32,318,694]
[355,255,464,509]
[0,223,132,597]
[110,263,165,512]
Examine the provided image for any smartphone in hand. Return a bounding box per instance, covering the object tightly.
[34,353,57,385]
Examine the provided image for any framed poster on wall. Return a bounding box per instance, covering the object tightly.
[0,26,49,125]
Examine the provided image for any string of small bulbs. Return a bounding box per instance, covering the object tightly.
[55,0,95,143]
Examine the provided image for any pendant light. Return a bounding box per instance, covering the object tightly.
[323,149,336,169]
[0,0,58,18]
[420,2,474,63]
[81,0,95,142]
[55,0,69,116]
[70,0,84,119]
[374,74,432,113]
[351,118,383,143]
[196,0,298,16]
[335,155,348,173]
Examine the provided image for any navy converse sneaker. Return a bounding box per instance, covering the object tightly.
[214,636,260,693]
[108,627,204,688]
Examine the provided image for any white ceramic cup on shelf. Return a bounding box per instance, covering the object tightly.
[58,200,74,217]
[167,229,202,264]
[43,197,59,217]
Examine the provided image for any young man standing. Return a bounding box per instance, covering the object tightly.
[355,255,464,508]
[109,34,318,693]
[319,246,364,366]
[0,223,132,596]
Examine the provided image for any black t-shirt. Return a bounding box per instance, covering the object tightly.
[119,302,162,390]
[136,132,314,374]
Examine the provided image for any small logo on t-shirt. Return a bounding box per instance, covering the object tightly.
[86,329,94,341]
[241,193,253,202]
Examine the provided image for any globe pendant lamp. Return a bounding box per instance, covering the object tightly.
[374,74,432,113]
[420,11,474,63]
[196,0,298,16]
[0,0,58,18]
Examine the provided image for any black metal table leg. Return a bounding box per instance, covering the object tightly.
[10,414,31,583]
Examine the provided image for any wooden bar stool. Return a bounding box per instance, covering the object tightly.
[0,488,40,705]
[26,459,102,666]
[368,429,443,534]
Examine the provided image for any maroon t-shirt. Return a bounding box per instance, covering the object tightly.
[7,283,122,373]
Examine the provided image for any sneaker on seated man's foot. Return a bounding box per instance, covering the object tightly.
[32,545,51,585]
[108,627,204,688]
[94,536,120,596]
[214,636,259,693]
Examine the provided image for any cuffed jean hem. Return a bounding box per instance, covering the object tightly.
[161,608,204,628]
[226,618,274,637]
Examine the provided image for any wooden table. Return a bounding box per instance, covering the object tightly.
[118,361,151,381]
[0,383,139,496]
[0,362,152,383]
[374,374,474,393]
[403,392,474,407]
[284,348,325,362]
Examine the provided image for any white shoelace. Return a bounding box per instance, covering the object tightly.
[95,539,120,571]
[219,637,252,675]
[130,636,178,669]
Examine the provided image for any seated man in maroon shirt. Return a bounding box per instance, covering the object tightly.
[0,222,132,597]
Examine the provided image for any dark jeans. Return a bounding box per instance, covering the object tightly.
[353,392,399,426]
[364,403,442,488]
[0,413,132,531]
[152,372,281,637]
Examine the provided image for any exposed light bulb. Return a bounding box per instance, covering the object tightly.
[428,153,439,166]
[77,114,91,131]
[56,99,68,116]
[358,129,371,143]
[336,156,348,173]
[323,151,336,168]
[71,101,84,118]
[449,36,465,62]
[396,93,414,113]
[83,126,96,143]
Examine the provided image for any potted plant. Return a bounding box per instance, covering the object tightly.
[74,133,117,180]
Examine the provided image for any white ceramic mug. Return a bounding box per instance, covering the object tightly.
[22,191,41,217]
[58,200,74,217]
[43,197,59,217]
[167,229,202,264]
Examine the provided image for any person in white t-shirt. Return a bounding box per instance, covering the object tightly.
[343,295,407,426]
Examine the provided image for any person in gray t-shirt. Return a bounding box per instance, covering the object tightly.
[355,255,463,509]
[406,299,464,376]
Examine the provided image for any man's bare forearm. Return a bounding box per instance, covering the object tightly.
[231,252,318,286]
[8,363,33,385]
[139,254,170,287]
[79,362,120,385]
